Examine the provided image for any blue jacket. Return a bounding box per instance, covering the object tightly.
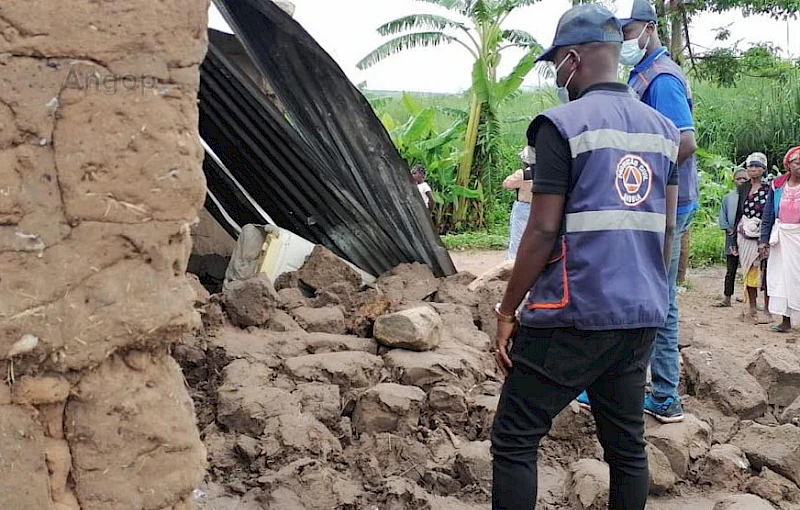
[521,88,680,330]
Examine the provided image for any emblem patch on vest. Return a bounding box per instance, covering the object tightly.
[615,154,652,207]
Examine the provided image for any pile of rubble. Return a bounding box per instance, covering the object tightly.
[180,247,800,510]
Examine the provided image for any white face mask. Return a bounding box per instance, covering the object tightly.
[620,25,649,66]
[554,52,577,104]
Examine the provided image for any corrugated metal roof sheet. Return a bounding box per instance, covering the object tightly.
[200,0,455,277]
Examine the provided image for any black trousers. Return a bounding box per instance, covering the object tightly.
[491,326,656,510]
[724,254,739,297]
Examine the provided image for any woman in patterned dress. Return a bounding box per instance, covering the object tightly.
[731,152,772,323]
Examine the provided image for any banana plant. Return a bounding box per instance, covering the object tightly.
[359,0,544,228]
[376,93,480,231]
[456,48,538,221]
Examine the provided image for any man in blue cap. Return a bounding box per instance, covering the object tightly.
[490,4,679,509]
[577,0,697,424]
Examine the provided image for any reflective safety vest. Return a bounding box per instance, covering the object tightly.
[520,88,680,330]
[629,52,698,210]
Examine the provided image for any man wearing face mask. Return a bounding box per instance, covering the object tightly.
[490,4,679,509]
[576,0,698,424]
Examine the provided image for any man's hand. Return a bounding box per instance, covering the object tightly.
[731,245,739,257]
[494,193,564,377]
[494,320,516,377]
[759,243,770,259]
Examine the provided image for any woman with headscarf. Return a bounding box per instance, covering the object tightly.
[761,146,800,332]
[731,152,772,323]
[502,146,535,260]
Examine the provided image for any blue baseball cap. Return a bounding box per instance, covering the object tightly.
[536,4,624,63]
[616,0,658,27]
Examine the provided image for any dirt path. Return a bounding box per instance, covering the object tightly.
[679,265,800,354]
[450,249,507,276]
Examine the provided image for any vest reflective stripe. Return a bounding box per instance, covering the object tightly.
[521,89,679,330]
[565,210,666,233]
[568,129,679,163]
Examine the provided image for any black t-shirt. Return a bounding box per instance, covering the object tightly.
[527,83,679,196]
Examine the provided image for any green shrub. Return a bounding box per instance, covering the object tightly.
[691,223,726,267]
[442,231,509,251]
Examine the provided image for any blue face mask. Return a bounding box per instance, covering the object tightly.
[554,52,578,103]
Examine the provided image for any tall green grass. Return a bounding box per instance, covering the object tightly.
[694,73,800,165]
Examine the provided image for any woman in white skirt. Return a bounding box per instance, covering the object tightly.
[761,146,800,332]
[503,147,535,260]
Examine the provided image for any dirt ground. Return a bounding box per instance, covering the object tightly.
[450,250,508,277]
[676,265,800,353]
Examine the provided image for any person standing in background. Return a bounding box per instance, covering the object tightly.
[576,0,699,424]
[715,169,749,307]
[503,147,535,259]
[411,165,434,213]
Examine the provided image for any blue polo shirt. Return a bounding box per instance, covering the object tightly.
[629,48,697,214]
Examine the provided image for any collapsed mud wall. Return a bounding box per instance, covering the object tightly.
[0,1,210,508]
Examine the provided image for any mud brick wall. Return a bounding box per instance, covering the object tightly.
[0,1,210,508]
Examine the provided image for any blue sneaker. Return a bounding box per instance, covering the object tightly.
[644,394,685,424]
[576,391,591,411]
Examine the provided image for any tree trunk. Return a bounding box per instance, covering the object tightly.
[678,229,690,283]
[669,10,684,63]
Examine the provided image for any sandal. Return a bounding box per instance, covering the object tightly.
[712,301,732,308]
[771,325,791,333]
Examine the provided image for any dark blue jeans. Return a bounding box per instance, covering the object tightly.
[491,326,656,510]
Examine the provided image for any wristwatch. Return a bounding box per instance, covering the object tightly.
[494,303,517,323]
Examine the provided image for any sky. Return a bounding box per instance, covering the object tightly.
[207,1,798,93]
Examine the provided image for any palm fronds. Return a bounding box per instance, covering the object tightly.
[377,14,467,37]
[357,32,462,70]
